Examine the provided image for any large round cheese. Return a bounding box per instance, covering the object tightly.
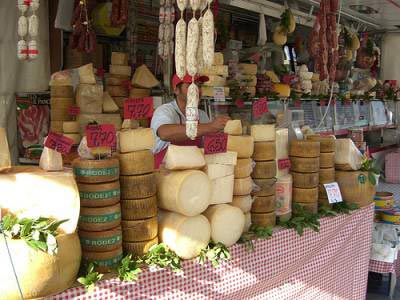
[231,195,253,213]
[120,173,157,199]
[119,150,154,175]
[227,135,254,158]
[203,204,245,247]
[78,180,121,207]
[158,211,211,259]
[121,196,158,220]
[290,156,320,173]
[253,141,276,161]
[224,120,242,136]
[79,226,122,252]
[123,237,158,257]
[319,168,335,184]
[251,211,276,227]
[233,177,253,196]
[82,247,123,273]
[289,140,320,158]
[157,170,211,216]
[250,125,276,142]
[251,195,276,213]
[320,152,335,168]
[306,135,335,153]
[234,158,253,179]
[0,233,81,300]
[121,217,158,242]
[291,172,319,188]
[72,158,120,184]
[165,145,206,170]
[252,160,277,179]
[252,178,276,196]
[292,187,319,203]
[79,204,121,231]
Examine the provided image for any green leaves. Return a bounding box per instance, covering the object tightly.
[332,202,359,214]
[279,204,320,236]
[198,243,231,267]
[117,254,142,282]
[141,243,182,272]
[77,263,103,293]
[318,205,338,217]
[238,224,273,252]
[360,156,381,186]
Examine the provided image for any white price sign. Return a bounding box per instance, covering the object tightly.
[323,182,343,204]
[213,87,226,102]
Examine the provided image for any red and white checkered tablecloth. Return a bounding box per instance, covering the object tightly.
[369,253,400,277]
[48,205,374,300]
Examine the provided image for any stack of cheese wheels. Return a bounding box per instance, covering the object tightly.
[238,64,258,97]
[106,52,131,113]
[72,157,123,272]
[62,121,81,146]
[200,52,230,97]
[157,145,212,259]
[50,84,74,133]
[249,124,277,227]
[118,127,158,257]
[289,140,320,214]
[306,135,336,207]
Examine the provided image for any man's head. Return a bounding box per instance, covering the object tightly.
[172,74,208,103]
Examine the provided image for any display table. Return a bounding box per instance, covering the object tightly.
[48,205,374,300]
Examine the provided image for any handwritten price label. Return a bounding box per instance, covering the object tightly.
[44,132,74,155]
[86,124,116,148]
[68,106,80,116]
[213,87,226,102]
[323,182,343,204]
[204,133,228,155]
[278,158,291,170]
[253,97,269,119]
[124,97,154,120]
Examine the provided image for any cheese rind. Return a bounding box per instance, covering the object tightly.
[78,180,121,207]
[227,135,254,158]
[320,152,335,168]
[289,140,320,158]
[251,195,276,213]
[119,128,155,153]
[82,247,123,273]
[253,141,276,161]
[292,187,319,203]
[72,158,120,184]
[79,226,122,252]
[103,91,120,113]
[79,204,121,231]
[292,172,319,188]
[250,125,276,142]
[233,176,253,196]
[290,156,320,173]
[234,158,253,179]
[231,195,253,213]
[119,150,154,175]
[209,174,234,205]
[120,196,158,220]
[252,178,276,196]
[251,212,276,227]
[121,217,158,242]
[110,65,132,77]
[204,151,237,166]
[224,120,242,136]
[205,164,235,180]
[165,145,206,170]
[306,135,336,153]
[123,237,158,257]
[319,168,335,184]
[120,173,156,199]
[252,160,277,179]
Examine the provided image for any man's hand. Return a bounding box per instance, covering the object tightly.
[208,115,231,133]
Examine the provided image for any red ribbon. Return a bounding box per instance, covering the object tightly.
[23,0,32,5]
[95,68,105,78]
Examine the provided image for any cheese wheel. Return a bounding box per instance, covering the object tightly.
[119,150,154,175]
[290,157,320,173]
[106,75,130,86]
[78,181,120,207]
[110,65,132,76]
[204,151,237,165]
[129,88,151,98]
[318,198,330,207]
[253,141,276,161]
[123,237,158,257]
[50,97,74,108]
[79,204,121,231]
[203,204,245,247]
[111,52,129,65]
[106,85,129,97]
[120,196,158,220]
[250,125,276,142]
[320,152,335,168]
[121,217,158,242]
[119,128,155,153]
[292,187,318,203]
[50,121,63,133]
[165,145,206,170]
[82,247,123,273]
[63,121,80,133]
[233,177,253,196]
[227,135,254,158]
[306,135,335,153]
[72,158,120,183]
[319,168,335,184]
[319,184,328,199]
[234,158,253,178]
[209,174,234,205]
[64,133,81,145]
[158,211,211,259]
[296,202,318,214]
[157,170,211,216]
[291,172,319,188]
[252,195,276,213]
[224,120,242,136]
[51,108,73,121]
[51,85,73,98]
[251,212,276,227]
[252,160,277,179]
[289,140,320,158]
[243,212,251,232]
[0,233,81,300]
[120,173,156,199]
[79,226,122,252]
[252,178,276,196]
[205,164,234,180]
[231,195,253,213]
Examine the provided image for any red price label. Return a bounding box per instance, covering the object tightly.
[253,97,269,119]
[124,97,154,120]
[86,124,116,148]
[44,132,74,155]
[278,158,291,170]
[204,133,228,155]
[331,98,336,105]
[319,100,326,106]
[68,106,80,116]
[294,100,301,108]
[344,99,351,106]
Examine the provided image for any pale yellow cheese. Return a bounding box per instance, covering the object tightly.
[129,88,151,98]
[227,135,255,158]
[213,52,224,65]
[250,125,276,142]
[111,52,129,65]
[131,64,159,89]
[231,195,253,213]
[63,121,80,133]
[165,145,205,170]
[78,63,96,84]
[200,65,229,77]
[335,139,363,171]
[234,158,253,178]
[39,147,63,171]
[203,75,226,87]
[240,75,257,87]
[204,151,237,166]
[76,84,103,114]
[77,113,122,135]
[209,174,234,205]
[103,91,119,113]
[0,128,11,172]
[201,86,230,97]
[110,65,132,77]
[224,120,242,136]
[64,133,81,145]
[238,64,257,75]
[233,176,253,196]
[205,164,235,180]
[119,128,155,153]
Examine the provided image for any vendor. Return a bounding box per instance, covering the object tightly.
[151,74,230,168]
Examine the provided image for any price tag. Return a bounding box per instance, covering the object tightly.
[253,97,269,119]
[323,182,343,204]
[204,133,228,155]
[86,124,116,148]
[278,158,291,170]
[319,100,326,107]
[44,132,74,155]
[68,106,80,116]
[124,97,154,120]
[213,87,226,102]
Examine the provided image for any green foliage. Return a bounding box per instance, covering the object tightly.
[318,205,338,217]
[360,156,381,185]
[77,263,103,293]
[141,243,182,272]
[117,254,142,282]
[238,224,274,252]
[332,202,359,214]
[198,242,231,267]
[280,9,292,33]
[279,204,320,236]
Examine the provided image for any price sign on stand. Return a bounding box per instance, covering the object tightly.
[204,133,228,155]
[124,97,154,120]
[213,87,226,102]
[86,124,116,148]
[323,182,343,204]
[44,132,74,155]
[253,97,269,119]
[278,158,291,170]
[68,106,80,116]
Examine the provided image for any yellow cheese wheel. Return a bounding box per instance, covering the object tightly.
[252,178,276,196]
[106,75,130,86]
[106,85,129,97]
[79,226,122,252]
[50,121,63,133]
[251,212,276,227]
[289,140,320,158]
[252,160,276,179]
[72,158,120,183]
[120,173,156,199]
[291,171,319,188]
[233,177,253,196]
[111,52,129,65]
[320,152,335,168]
[51,85,73,98]
[335,171,375,207]
[296,202,318,214]
[292,187,318,203]
[306,135,336,153]
[50,97,74,108]
[234,158,253,178]
[120,196,158,220]
[119,150,154,175]
[121,217,158,242]
[123,237,158,257]
[320,168,335,184]
[129,88,151,98]
[78,181,120,207]
[51,108,73,121]
[231,195,253,213]
[273,83,291,97]
[253,141,276,161]
[252,195,276,213]
[63,121,80,133]
[82,247,123,273]
[227,135,255,158]
[290,156,320,173]
[64,133,81,145]
[79,204,121,231]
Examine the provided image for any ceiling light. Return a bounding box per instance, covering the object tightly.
[349,5,378,14]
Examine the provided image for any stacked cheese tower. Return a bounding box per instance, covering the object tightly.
[50,81,74,134]
[72,157,123,272]
[238,64,258,98]
[118,128,158,257]
[62,121,81,146]
[250,124,277,227]
[289,140,321,214]
[130,64,159,100]
[200,52,230,97]
[306,135,336,207]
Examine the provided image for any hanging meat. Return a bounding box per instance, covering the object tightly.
[70,0,97,54]
[111,0,129,26]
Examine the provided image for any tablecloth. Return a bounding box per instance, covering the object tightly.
[48,204,374,300]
